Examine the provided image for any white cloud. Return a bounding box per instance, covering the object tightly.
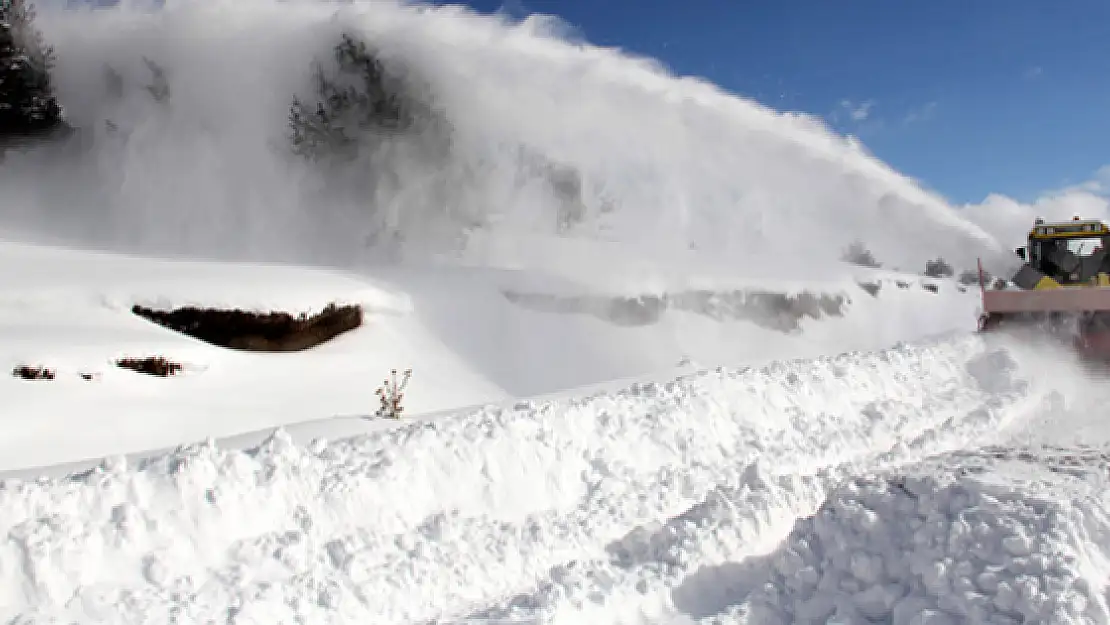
[903,101,937,125]
[831,99,938,133]
[838,98,875,122]
[960,167,1110,249]
[1025,66,1044,79]
[1085,164,1110,191]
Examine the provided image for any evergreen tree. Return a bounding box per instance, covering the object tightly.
[841,240,881,268]
[288,33,417,162]
[923,257,954,278]
[0,0,64,138]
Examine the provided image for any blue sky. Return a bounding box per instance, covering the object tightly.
[445,0,1110,205]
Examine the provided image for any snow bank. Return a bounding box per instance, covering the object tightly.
[0,335,1040,623]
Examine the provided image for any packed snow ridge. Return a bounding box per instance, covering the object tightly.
[5,333,1106,625]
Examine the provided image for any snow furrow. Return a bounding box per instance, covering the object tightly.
[0,335,1039,624]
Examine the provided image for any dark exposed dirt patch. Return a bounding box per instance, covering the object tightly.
[12,365,54,380]
[857,282,881,297]
[502,289,849,333]
[116,356,183,377]
[131,302,363,352]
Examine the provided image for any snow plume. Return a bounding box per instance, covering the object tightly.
[0,0,1005,275]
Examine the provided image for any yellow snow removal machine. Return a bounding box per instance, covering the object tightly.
[978,216,1110,358]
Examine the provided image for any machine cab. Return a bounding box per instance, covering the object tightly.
[1014,216,1110,287]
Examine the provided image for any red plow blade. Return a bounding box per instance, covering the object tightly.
[976,259,1110,360]
[982,287,1110,314]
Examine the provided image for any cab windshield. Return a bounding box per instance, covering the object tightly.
[1067,237,1103,256]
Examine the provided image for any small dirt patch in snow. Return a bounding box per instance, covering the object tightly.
[130,302,363,352]
[116,356,184,377]
[11,364,55,380]
[857,281,881,297]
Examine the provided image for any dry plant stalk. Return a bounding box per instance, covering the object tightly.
[375,368,412,419]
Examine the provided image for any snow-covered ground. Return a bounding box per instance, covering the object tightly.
[2,1,1108,623]
[3,273,1109,623]
[4,237,1110,625]
[0,236,978,473]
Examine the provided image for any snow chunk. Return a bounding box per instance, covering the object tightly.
[739,472,1110,625]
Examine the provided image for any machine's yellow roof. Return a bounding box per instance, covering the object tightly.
[1028,218,1109,239]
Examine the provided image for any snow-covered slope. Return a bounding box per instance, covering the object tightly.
[9,235,1107,625]
[3,237,1107,625]
[0,237,980,473]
